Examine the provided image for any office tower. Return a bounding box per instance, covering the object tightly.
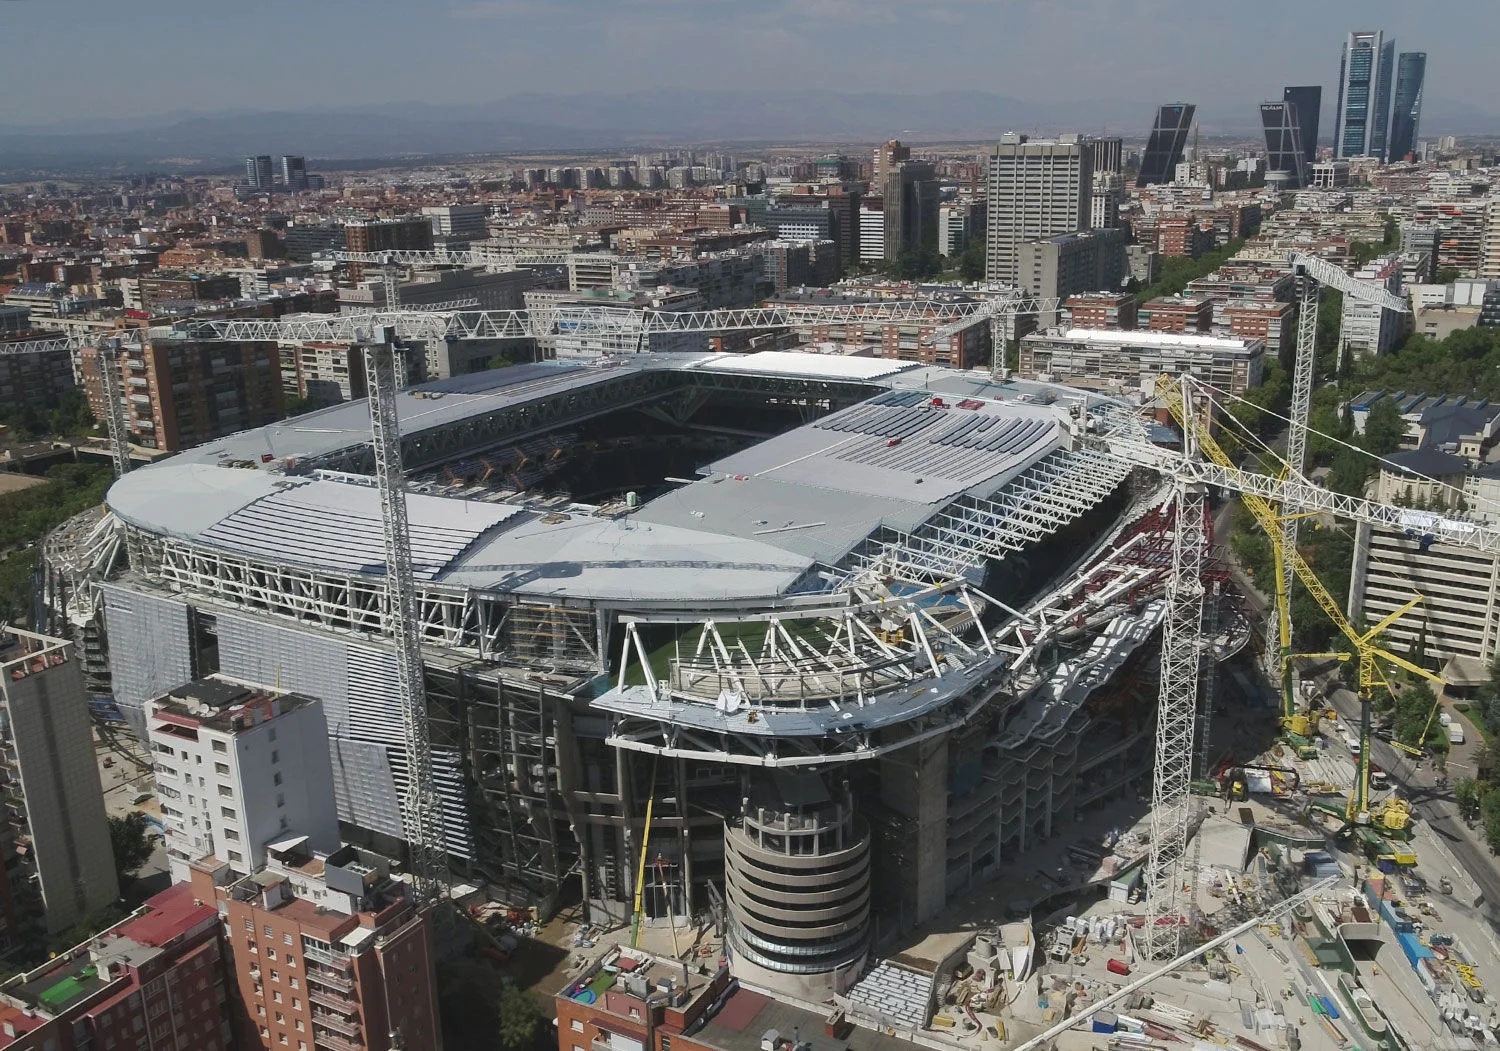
[0,630,119,941]
[1260,100,1307,190]
[280,155,308,191]
[873,139,910,189]
[1091,172,1125,229]
[1087,137,1123,175]
[423,203,489,240]
[858,197,886,262]
[245,155,273,190]
[883,159,940,259]
[146,677,341,884]
[986,133,1093,286]
[1283,86,1322,164]
[939,200,985,257]
[1389,52,1427,161]
[1136,103,1195,187]
[1335,30,1397,159]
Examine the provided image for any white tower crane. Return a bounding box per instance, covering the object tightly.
[1263,253,1408,687]
[362,326,450,899]
[97,338,135,479]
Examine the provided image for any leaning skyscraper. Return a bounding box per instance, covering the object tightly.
[1136,103,1194,187]
[1259,101,1307,190]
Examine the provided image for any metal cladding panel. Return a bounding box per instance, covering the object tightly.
[387,747,473,860]
[215,613,351,735]
[330,738,404,840]
[99,584,193,737]
[345,644,406,746]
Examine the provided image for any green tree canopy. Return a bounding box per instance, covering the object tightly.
[109,812,155,884]
[1362,398,1406,457]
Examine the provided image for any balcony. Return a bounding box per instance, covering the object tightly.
[311,1010,361,1038]
[305,967,353,994]
[313,1028,361,1051]
[307,986,358,1013]
[302,944,351,968]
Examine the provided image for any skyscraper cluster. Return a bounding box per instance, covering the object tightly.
[1334,30,1426,162]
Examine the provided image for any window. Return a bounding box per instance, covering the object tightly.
[284,933,293,945]
[293,999,300,1010]
[275,1012,284,1024]
[273,772,283,786]
[228,850,243,863]
[285,954,295,968]
[295,1019,305,1032]
[273,991,283,1004]
[212,740,227,754]
[266,947,276,960]
[257,1006,266,1018]
[215,763,229,776]
[269,727,277,742]
[264,926,274,937]
[571,1021,585,1033]
[289,978,299,990]
[221,807,236,820]
[224,829,240,842]
[218,785,233,798]
[270,970,279,982]
[244,919,255,931]
[271,750,280,764]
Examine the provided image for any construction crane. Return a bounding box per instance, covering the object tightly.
[361,325,450,900]
[97,338,134,480]
[1264,252,1409,710]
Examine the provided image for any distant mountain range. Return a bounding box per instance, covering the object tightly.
[3,90,1498,173]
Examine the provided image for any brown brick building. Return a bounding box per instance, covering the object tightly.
[1063,292,1137,330]
[79,338,284,452]
[190,844,441,1051]
[1139,294,1213,333]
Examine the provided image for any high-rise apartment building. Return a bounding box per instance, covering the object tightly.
[146,677,341,885]
[1137,103,1195,187]
[858,197,886,263]
[872,139,910,190]
[938,200,984,257]
[79,337,285,453]
[1016,228,1127,304]
[1335,30,1397,160]
[882,159,940,260]
[0,630,118,944]
[245,155,274,190]
[280,155,308,192]
[985,134,1092,286]
[1091,172,1125,230]
[1260,100,1307,190]
[1389,52,1428,162]
[1283,86,1322,164]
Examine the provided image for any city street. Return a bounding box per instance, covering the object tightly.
[1310,665,1500,912]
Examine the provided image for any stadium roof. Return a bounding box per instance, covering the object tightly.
[107,353,1094,605]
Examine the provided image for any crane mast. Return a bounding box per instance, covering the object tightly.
[363,327,449,899]
[98,338,133,480]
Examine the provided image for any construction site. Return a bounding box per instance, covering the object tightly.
[26,256,1500,1049]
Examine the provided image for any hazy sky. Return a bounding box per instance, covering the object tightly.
[2,0,1493,125]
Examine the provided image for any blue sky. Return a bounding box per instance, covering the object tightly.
[1,0,1492,126]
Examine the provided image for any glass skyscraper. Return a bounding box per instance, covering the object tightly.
[1388,52,1428,162]
[1282,86,1322,165]
[1260,101,1306,190]
[1334,30,1396,160]
[1136,103,1195,187]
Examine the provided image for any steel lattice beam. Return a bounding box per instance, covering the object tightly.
[1142,481,1207,959]
[364,333,451,898]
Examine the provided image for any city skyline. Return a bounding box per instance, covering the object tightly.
[0,1,1493,133]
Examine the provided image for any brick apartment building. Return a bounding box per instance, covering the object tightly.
[1063,292,1138,330]
[343,219,433,280]
[1139,295,1213,333]
[191,848,441,1051]
[79,338,284,453]
[0,883,234,1050]
[0,338,75,413]
[137,273,243,312]
[1224,298,1297,362]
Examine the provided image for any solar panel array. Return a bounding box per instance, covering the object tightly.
[199,480,521,578]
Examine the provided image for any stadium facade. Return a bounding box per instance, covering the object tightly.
[45,348,1181,997]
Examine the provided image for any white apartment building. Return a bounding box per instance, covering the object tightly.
[423,204,490,240]
[1341,255,1406,357]
[0,630,118,938]
[858,203,886,264]
[148,676,340,885]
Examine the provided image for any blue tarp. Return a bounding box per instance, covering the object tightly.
[1398,932,1433,971]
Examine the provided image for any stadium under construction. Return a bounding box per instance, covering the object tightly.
[40,348,1247,998]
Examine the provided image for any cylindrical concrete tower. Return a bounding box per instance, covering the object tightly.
[723,773,870,997]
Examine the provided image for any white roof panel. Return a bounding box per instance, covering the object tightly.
[691,350,919,381]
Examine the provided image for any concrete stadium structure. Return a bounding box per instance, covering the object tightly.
[43,346,1201,998]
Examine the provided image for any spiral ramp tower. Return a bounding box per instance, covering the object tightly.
[724,773,871,998]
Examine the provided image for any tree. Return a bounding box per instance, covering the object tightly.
[499,983,548,1051]
[1362,398,1405,457]
[1436,267,1464,285]
[1392,682,1440,749]
[959,239,985,283]
[1455,775,1486,815]
[889,246,942,281]
[109,812,155,885]
[1481,789,1500,853]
